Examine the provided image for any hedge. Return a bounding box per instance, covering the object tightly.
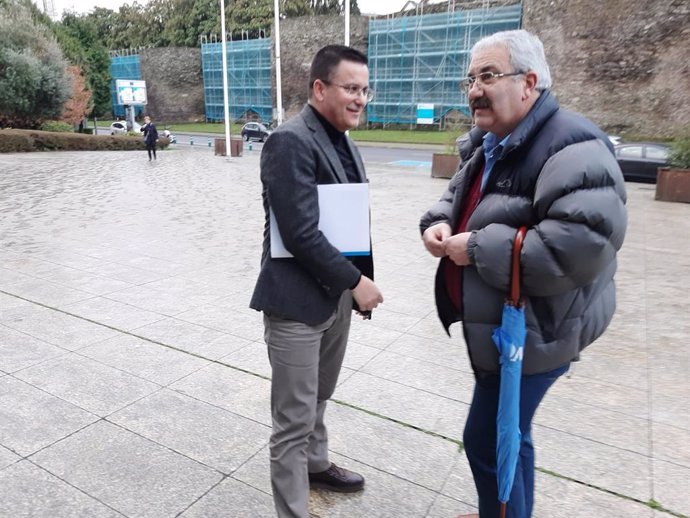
[0,129,170,153]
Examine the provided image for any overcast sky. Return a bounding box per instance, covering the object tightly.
[37,0,433,17]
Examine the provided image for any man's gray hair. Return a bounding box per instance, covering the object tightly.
[472,29,552,90]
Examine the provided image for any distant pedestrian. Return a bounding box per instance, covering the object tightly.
[141,116,158,160]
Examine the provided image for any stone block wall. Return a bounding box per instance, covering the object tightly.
[139,47,205,123]
[523,0,690,137]
[276,15,369,120]
[132,5,690,137]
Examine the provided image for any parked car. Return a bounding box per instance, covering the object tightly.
[110,121,141,135]
[614,142,669,183]
[241,122,272,142]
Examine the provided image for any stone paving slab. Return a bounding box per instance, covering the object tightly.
[30,421,223,518]
[132,317,252,360]
[78,334,211,386]
[0,461,123,518]
[0,325,65,373]
[0,306,120,351]
[0,148,688,517]
[179,477,275,517]
[170,362,273,426]
[14,353,161,417]
[0,376,97,457]
[108,389,270,474]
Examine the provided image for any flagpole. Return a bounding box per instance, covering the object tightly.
[344,0,350,46]
[220,0,232,158]
[273,0,283,126]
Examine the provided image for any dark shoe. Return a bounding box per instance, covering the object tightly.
[309,463,364,493]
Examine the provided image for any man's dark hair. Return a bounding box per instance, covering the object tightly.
[309,45,368,94]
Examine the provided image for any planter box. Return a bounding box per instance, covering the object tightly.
[655,167,690,203]
[431,153,460,179]
[214,137,243,157]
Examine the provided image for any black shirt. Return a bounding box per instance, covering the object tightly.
[309,105,360,184]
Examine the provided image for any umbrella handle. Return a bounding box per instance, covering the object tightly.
[500,502,507,518]
[510,226,527,305]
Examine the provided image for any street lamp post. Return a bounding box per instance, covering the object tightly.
[274,0,283,127]
[345,0,350,46]
[220,0,232,159]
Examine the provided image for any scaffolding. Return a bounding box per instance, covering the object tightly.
[367,2,522,126]
[201,36,272,123]
[109,54,143,118]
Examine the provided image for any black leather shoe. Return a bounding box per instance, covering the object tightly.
[309,463,365,493]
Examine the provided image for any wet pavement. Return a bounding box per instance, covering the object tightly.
[0,145,688,517]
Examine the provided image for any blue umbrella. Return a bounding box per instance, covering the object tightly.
[491,226,527,518]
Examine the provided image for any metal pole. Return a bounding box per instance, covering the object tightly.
[220,0,232,158]
[273,0,283,126]
[344,0,350,46]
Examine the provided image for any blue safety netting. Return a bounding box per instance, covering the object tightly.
[109,55,144,118]
[201,38,272,123]
[367,4,522,126]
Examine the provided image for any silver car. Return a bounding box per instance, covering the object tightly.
[110,121,141,135]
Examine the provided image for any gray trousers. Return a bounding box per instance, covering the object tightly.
[263,291,353,518]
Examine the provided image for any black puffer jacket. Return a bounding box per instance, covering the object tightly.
[420,91,627,375]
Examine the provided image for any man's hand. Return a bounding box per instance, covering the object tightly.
[422,223,452,257]
[443,232,472,266]
[352,275,383,313]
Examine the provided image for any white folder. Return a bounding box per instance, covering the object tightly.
[270,183,371,258]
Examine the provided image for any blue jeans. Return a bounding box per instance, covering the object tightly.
[463,363,569,518]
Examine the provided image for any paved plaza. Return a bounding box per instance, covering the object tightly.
[0,145,688,518]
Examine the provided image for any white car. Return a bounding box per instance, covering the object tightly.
[110,121,141,135]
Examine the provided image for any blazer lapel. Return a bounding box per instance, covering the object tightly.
[301,106,348,184]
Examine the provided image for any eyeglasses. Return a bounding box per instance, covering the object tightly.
[322,80,375,102]
[459,71,525,91]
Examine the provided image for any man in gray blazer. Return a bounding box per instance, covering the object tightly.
[250,45,383,518]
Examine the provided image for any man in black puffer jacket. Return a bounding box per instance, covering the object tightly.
[420,30,627,518]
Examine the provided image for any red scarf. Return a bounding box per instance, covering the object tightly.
[444,167,484,313]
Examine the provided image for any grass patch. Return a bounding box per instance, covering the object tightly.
[349,129,454,145]
[101,120,458,145]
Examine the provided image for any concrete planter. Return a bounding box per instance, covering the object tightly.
[655,167,690,203]
[431,152,460,179]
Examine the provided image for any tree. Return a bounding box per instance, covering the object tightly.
[55,13,112,117]
[311,0,359,15]
[0,0,71,127]
[162,0,220,47]
[61,65,93,125]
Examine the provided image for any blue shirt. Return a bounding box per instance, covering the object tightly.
[482,132,511,191]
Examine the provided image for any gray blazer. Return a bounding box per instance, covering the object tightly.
[250,106,372,326]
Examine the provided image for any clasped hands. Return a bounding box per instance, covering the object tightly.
[422,223,471,266]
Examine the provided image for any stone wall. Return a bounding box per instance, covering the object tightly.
[139,47,205,123]
[133,4,689,137]
[276,15,369,120]
[523,0,690,137]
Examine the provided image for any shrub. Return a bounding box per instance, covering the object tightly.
[668,136,690,169]
[0,129,170,153]
[40,120,74,133]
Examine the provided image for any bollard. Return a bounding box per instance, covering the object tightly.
[248,141,253,151]
[190,137,194,146]
[208,138,211,147]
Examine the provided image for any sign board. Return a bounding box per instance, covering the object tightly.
[416,103,434,124]
[116,79,147,106]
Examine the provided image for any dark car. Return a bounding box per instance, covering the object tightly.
[241,122,272,142]
[614,142,669,183]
